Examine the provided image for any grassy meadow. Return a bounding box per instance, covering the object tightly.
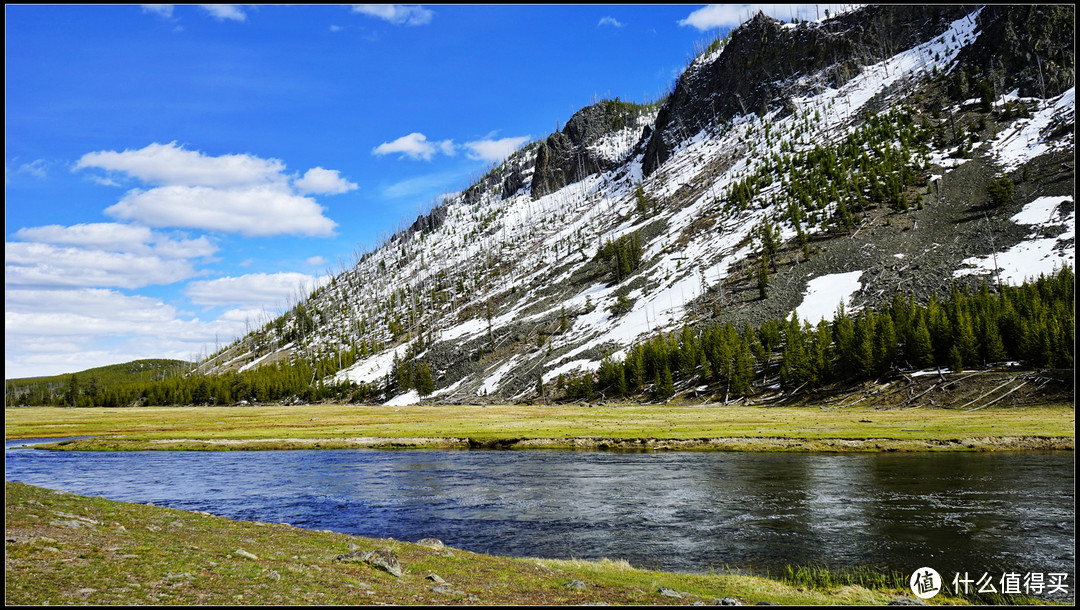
[5,401,1073,451]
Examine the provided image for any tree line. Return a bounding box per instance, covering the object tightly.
[557,266,1073,402]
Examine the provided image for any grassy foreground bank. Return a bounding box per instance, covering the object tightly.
[5,402,1074,452]
[6,481,960,605]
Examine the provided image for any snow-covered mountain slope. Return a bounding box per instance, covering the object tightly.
[207,5,1074,404]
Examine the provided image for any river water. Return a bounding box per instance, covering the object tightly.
[5,440,1074,599]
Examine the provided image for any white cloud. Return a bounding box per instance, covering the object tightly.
[4,288,255,378]
[352,4,433,26]
[5,241,202,290]
[6,223,217,290]
[598,16,624,28]
[463,136,531,163]
[76,141,286,189]
[678,4,848,30]
[373,132,454,161]
[141,5,174,18]
[12,223,215,261]
[104,184,338,237]
[200,4,246,22]
[185,272,331,307]
[306,255,328,267]
[75,142,340,237]
[294,167,358,195]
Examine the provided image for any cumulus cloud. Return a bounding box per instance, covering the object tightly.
[76,141,286,189]
[598,16,624,28]
[294,167,358,195]
[373,132,454,161]
[352,4,433,26]
[6,222,217,291]
[5,242,200,290]
[75,142,342,237]
[104,184,338,237]
[4,287,257,378]
[678,4,850,30]
[463,136,531,163]
[12,223,216,258]
[185,272,331,307]
[306,255,328,267]
[200,4,246,22]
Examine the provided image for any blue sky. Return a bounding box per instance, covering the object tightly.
[6,4,836,379]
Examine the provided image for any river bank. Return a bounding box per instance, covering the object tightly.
[30,433,1075,452]
[5,480,975,605]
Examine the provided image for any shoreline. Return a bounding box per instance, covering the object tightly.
[6,480,1024,605]
[33,434,1075,452]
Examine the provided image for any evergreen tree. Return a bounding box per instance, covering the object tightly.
[415,361,434,397]
[906,314,934,368]
[654,364,674,401]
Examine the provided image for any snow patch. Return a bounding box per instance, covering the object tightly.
[954,196,1074,285]
[794,271,864,324]
[385,390,420,406]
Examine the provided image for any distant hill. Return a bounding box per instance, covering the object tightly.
[5,359,193,406]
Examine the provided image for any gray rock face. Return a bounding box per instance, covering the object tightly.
[642,5,974,176]
[564,579,587,590]
[531,100,649,199]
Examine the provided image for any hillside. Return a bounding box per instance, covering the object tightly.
[5,360,193,407]
[160,6,1076,405]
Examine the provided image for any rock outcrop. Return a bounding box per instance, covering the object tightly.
[642,5,973,176]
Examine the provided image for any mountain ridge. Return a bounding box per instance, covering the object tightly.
[47,4,1072,408]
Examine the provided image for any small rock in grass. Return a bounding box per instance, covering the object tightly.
[417,537,444,550]
[658,587,682,598]
[334,549,403,578]
[50,520,94,529]
[264,570,282,580]
[887,598,928,606]
[356,582,372,590]
[719,597,743,605]
[431,585,466,596]
[564,579,587,590]
[77,588,97,595]
[425,573,446,584]
[43,546,61,553]
[235,549,259,560]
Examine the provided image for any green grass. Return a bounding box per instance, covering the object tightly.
[6,481,975,605]
[5,402,1073,452]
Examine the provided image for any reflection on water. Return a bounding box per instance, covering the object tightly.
[5,442,1073,598]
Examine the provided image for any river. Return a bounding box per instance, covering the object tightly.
[5,440,1074,599]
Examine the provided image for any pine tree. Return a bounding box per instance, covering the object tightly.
[415,361,434,397]
[906,315,934,368]
[654,364,674,401]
